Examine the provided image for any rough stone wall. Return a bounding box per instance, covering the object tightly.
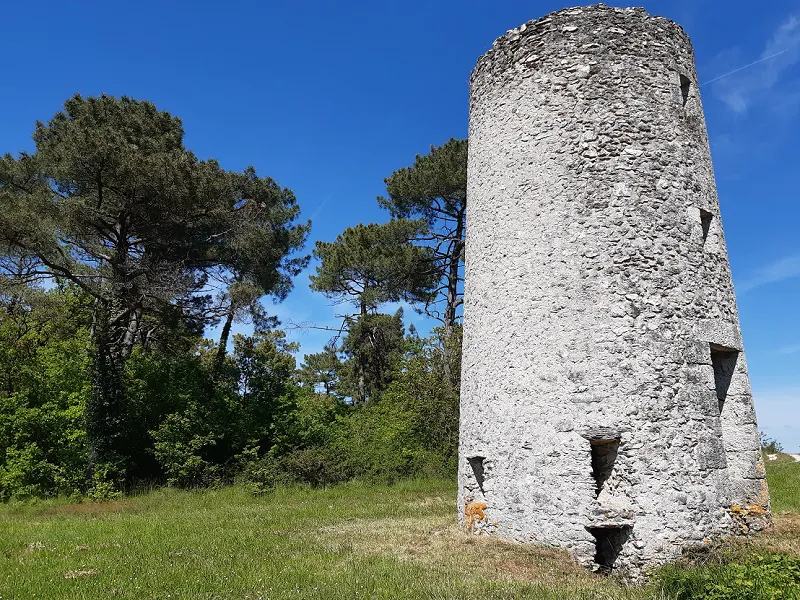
[459,4,769,576]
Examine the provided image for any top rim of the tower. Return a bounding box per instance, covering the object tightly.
[471,3,692,84]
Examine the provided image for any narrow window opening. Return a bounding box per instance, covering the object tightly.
[700,209,713,244]
[588,526,632,574]
[680,74,692,107]
[590,439,619,497]
[468,456,485,493]
[710,345,739,414]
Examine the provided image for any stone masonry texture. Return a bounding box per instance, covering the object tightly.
[459,4,770,576]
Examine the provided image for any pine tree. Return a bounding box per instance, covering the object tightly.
[0,95,308,484]
[309,219,435,402]
[379,138,467,387]
[379,138,467,338]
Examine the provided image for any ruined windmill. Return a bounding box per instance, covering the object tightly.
[459,4,769,576]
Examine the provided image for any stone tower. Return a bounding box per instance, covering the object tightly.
[459,4,769,575]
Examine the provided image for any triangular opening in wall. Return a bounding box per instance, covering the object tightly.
[700,209,714,244]
[587,526,632,574]
[468,456,485,493]
[710,345,739,414]
[590,439,619,497]
[680,74,692,107]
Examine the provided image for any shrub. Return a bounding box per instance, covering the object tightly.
[760,431,784,454]
[151,409,220,488]
[86,462,124,501]
[0,324,89,500]
[328,400,427,483]
[235,446,346,495]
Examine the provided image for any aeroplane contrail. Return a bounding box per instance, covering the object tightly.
[701,49,789,85]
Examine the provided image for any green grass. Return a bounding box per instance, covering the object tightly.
[0,479,650,599]
[766,456,800,513]
[0,462,797,599]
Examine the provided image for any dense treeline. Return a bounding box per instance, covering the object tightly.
[0,95,466,500]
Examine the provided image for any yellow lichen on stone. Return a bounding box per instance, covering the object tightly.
[464,501,488,532]
[728,502,771,534]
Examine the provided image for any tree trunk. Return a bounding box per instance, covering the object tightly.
[355,300,368,404]
[120,306,141,361]
[441,205,465,389]
[86,303,126,483]
[212,309,235,382]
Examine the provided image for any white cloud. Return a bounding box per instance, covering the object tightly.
[778,345,800,355]
[738,253,800,292]
[710,15,800,113]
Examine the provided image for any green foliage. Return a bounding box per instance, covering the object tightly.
[235,327,459,491]
[0,282,461,499]
[338,310,406,402]
[0,285,90,500]
[0,444,66,500]
[379,326,460,470]
[328,400,424,482]
[310,219,436,313]
[760,431,784,454]
[656,553,800,600]
[0,94,308,478]
[270,386,343,455]
[310,219,437,403]
[151,408,220,488]
[297,344,341,395]
[122,346,209,483]
[86,462,124,500]
[379,138,467,329]
[237,386,347,493]
[302,328,458,484]
[380,138,468,219]
[238,447,347,494]
[0,121,462,501]
[150,329,300,488]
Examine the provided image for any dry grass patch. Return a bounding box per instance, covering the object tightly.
[314,514,614,591]
[63,568,98,579]
[39,499,136,517]
[744,512,800,556]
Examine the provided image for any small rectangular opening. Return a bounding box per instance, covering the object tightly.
[700,209,713,244]
[710,345,739,414]
[590,439,619,497]
[680,74,692,107]
[468,456,485,493]
[588,526,632,574]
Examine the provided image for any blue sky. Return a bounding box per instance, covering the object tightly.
[1,1,798,450]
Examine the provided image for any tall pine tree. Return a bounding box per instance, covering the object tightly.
[309,220,435,402]
[0,95,308,484]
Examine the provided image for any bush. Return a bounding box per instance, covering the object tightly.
[0,444,65,500]
[328,400,430,483]
[151,408,220,488]
[760,432,784,454]
[86,462,124,501]
[0,324,89,500]
[236,446,346,495]
[656,553,800,599]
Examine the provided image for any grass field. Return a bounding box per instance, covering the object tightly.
[1,460,798,599]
